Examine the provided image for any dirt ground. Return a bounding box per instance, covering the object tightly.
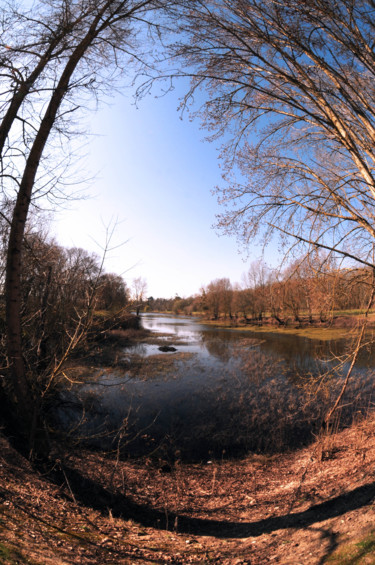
[1,413,375,564]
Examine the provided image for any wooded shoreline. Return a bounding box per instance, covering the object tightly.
[149,309,375,341]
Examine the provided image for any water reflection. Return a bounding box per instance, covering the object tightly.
[59,313,375,461]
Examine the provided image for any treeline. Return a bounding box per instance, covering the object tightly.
[146,295,200,315]
[148,259,372,325]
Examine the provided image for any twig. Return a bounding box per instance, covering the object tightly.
[324,274,375,427]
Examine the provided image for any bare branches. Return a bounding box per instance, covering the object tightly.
[165,0,375,267]
[324,270,375,426]
[0,0,171,455]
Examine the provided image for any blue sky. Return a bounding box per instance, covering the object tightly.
[52,82,277,298]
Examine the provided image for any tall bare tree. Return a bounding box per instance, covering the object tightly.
[132,276,148,315]
[160,0,375,424]
[163,0,375,269]
[0,0,172,455]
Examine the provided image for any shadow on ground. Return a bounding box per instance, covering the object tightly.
[62,467,375,539]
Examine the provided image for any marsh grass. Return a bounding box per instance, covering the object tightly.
[62,349,374,462]
[205,320,352,341]
[127,352,195,381]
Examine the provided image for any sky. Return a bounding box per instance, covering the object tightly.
[51,82,277,299]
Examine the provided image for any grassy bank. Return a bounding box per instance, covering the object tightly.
[202,319,352,341]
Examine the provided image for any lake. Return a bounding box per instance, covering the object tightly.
[59,313,375,461]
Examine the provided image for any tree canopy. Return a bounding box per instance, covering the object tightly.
[165,0,375,267]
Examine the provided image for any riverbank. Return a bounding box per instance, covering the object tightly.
[1,412,375,564]
[2,319,375,563]
[200,313,375,341]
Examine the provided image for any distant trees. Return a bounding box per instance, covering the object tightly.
[172,296,197,315]
[244,260,271,323]
[191,258,373,326]
[204,278,233,320]
[144,260,374,323]
[145,293,200,315]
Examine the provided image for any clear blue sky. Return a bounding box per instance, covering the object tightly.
[52,82,278,298]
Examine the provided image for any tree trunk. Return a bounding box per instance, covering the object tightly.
[4,12,107,456]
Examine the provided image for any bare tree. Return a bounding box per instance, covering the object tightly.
[132,276,148,315]
[163,0,375,269]
[160,0,375,423]
[204,277,233,320]
[0,0,172,455]
[97,273,128,311]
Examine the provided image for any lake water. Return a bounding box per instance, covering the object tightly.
[59,313,375,461]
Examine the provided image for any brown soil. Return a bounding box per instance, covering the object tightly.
[1,414,375,564]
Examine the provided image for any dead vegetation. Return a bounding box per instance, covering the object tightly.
[1,412,375,564]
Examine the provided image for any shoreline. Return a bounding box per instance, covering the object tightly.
[201,319,357,341]
[160,312,375,341]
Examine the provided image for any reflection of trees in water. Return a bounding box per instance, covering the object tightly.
[199,332,267,365]
[57,383,154,454]
[247,332,337,363]
[181,369,373,458]
[199,327,345,366]
[202,326,375,381]
[230,340,281,385]
[199,330,233,362]
[180,343,375,458]
[60,363,375,461]
[127,343,148,356]
[344,336,375,369]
